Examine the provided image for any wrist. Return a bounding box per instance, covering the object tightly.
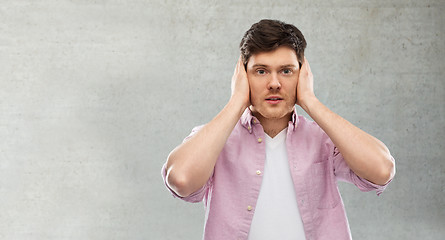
[299,95,319,114]
[230,93,249,110]
[228,94,249,115]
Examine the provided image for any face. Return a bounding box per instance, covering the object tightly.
[246,46,299,122]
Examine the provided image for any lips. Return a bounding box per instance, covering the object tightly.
[265,96,283,105]
[265,96,283,100]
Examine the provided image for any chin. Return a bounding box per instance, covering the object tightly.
[254,108,292,120]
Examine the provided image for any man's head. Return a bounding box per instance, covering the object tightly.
[239,19,307,125]
[239,19,306,69]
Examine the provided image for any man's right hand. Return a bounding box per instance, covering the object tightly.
[230,56,251,109]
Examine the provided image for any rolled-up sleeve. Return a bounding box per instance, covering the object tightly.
[331,144,395,196]
[160,125,213,203]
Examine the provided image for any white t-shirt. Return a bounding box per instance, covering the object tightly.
[248,128,306,240]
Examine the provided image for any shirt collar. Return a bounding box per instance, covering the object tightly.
[240,106,299,133]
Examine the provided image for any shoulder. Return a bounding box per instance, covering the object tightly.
[226,119,248,142]
[191,124,205,133]
[186,120,246,142]
[181,124,205,142]
[296,115,325,135]
[294,115,332,145]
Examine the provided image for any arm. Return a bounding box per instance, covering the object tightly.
[296,58,395,185]
[165,57,250,197]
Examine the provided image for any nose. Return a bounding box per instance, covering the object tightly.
[267,73,281,90]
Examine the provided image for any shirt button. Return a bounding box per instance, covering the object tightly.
[247,205,253,211]
[253,119,257,124]
[247,126,251,130]
[257,138,262,143]
[256,170,262,175]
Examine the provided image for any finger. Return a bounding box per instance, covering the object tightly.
[234,56,241,74]
[304,57,311,72]
[240,56,248,74]
[238,56,243,72]
[236,57,240,73]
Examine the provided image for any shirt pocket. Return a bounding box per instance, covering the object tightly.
[310,161,340,209]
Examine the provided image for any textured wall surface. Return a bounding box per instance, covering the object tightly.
[1,0,444,239]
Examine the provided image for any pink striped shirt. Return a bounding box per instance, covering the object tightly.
[162,108,393,240]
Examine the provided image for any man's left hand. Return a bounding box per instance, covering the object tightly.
[296,57,317,110]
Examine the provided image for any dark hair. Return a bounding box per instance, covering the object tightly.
[240,19,307,68]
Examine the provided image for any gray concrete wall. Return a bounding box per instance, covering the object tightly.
[1,0,443,239]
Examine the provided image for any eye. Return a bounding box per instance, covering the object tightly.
[256,69,267,75]
[282,69,293,75]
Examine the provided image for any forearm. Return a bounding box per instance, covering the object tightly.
[166,96,246,197]
[301,96,395,185]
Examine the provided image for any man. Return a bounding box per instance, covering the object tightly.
[162,19,395,240]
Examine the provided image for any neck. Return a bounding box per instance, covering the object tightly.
[253,112,292,138]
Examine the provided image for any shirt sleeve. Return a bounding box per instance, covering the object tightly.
[330,141,395,196]
[160,125,213,203]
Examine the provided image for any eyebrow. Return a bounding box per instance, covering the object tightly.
[251,64,298,69]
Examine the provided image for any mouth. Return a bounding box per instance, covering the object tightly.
[265,96,283,101]
[265,96,283,104]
